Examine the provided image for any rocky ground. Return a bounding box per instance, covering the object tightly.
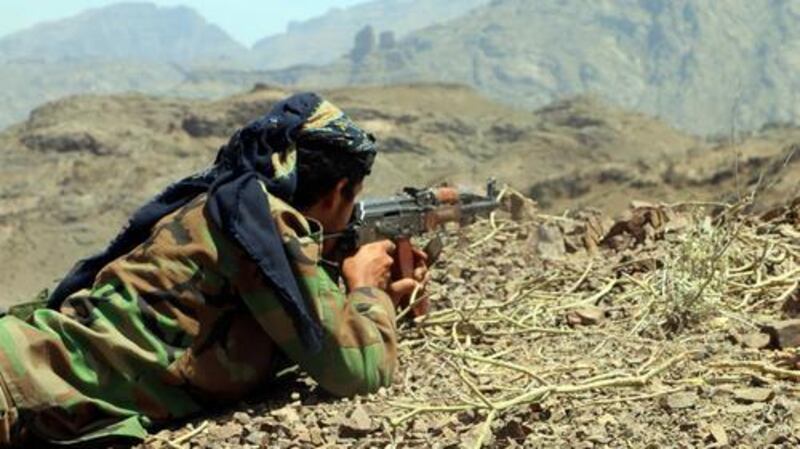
[138,191,800,448]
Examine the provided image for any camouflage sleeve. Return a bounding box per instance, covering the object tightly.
[221,193,398,397]
[240,269,398,397]
[245,280,397,396]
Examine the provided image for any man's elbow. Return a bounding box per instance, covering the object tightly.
[319,348,396,397]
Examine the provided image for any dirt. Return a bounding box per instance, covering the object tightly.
[135,195,800,448]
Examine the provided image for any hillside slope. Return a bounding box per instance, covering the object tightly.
[252,0,488,69]
[0,59,186,130]
[262,0,800,135]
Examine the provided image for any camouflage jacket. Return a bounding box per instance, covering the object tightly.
[0,190,397,446]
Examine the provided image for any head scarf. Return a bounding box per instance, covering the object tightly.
[48,93,377,353]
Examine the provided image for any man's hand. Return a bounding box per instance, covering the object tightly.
[387,246,429,307]
[342,240,396,292]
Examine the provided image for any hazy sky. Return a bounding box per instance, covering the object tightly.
[0,0,367,46]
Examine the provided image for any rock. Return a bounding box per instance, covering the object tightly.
[707,423,728,446]
[339,405,376,438]
[309,427,324,445]
[379,31,396,50]
[733,387,774,403]
[446,265,463,280]
[765,428,788,445]
[535,224,566,260]
[502,191,537,221]
[350,25,376,63]
[244,430,267,445]
[411,418,430,434]
[181,114,229,137]
[213,422,243,440]
[233,411,251,425]
[763,320,800,348]
[662,391,698,410]
[737,331,771,349]
[21,130,110,155]
[728,403,766,414]
[597,414,617,427]
[270,406,301,424]
[566,306,605,326]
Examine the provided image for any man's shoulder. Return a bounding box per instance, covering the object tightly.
[258,182,320,240]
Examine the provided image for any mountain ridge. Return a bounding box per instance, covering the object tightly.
[0,2,248,65]
[251,0,489,69]
[258,0,800,135]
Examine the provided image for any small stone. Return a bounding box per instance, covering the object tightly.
[567,306,605,326]
[505,191,536,221]
[339,405,376,437]
[535,224,566,260]
[244,430,267,445]
[597,414,617,427]
[733,387,774,403]
[728,403,766,414]
[762,320,800,348]
[708,316,729,329]
[309,427,324,445]
[447,265,463,279]
[233,411,251,425]
[290,392,300,401]
[270,406,301,424]
[765,429,788,445]
[707,423,728,446]
[550,407,567,422]
[214,422,243,440]
[411,418,430,434]
[294,423,311,443]
[662,391,698,410]
[737,332,771,349]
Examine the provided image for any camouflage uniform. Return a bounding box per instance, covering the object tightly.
[0,190,397,446]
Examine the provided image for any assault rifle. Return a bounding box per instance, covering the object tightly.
[328,180,500,317]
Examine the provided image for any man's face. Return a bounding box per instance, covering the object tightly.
[325,180,363,234]
[303,179,363,252]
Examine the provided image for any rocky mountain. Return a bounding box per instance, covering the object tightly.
[252,0,489,69]
[0,1,496,130]
[0,2,255,130]
[0,60,186,132]
[0,2,247,65]
[261,0,800,135]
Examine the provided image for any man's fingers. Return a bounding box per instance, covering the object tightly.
[412,247,428,262]
[379,240,397,254]
[390,278,418,297]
